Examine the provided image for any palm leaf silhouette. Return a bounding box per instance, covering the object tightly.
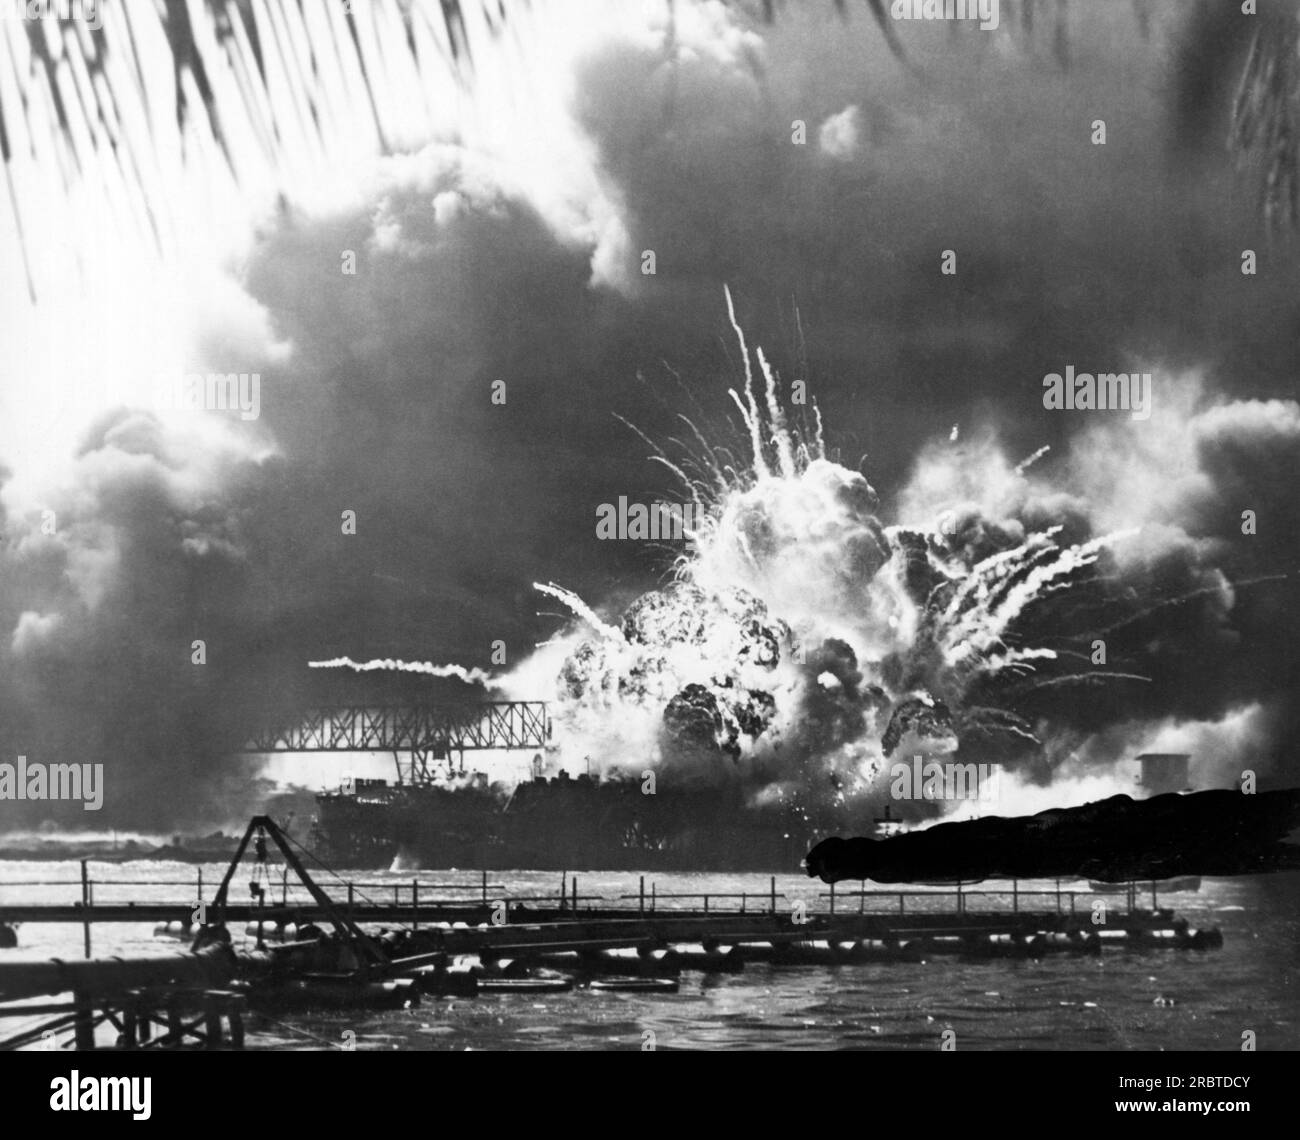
[0,0,1292,308]
[0,0,518,301]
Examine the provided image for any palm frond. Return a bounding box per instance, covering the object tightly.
[1229,12,1300,231]
[0,0,516,302]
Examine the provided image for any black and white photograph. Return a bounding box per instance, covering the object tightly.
[0,0,1296,1109]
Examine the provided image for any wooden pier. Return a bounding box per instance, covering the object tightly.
[0,867,1219,957]
[0,817,1225,1049]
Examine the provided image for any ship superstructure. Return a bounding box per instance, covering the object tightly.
[310,767,814,870]
[243,698,821,869]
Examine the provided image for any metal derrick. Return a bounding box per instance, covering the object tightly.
[237,701,551,780]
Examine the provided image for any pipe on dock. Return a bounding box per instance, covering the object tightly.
[894,939,931,962]
[398,958,481,995]
[773,940,845,966]
[546,948,680,977]
[241,921,300,942]
[848,939,907,961]
[635,946,680,969]
[442,963,480,995]
[0,943,234,1003]
[153,921,196,940]
[481,957,529,978]
[732,941,777,962]
[406,964,445,994]
[671,943,744,973]
[264,977,421,1010]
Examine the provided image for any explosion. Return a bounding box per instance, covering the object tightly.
[314,309,1291,831]
[317,291,1164,824]
[488,290,1150,822]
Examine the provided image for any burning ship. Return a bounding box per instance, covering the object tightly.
[309,764,815,871]
[305,743,1198,873]
[286,699,827,870]
[299,301,1253,876]
[253,700,813,870]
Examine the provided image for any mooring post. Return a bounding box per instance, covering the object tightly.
[1151,881,1158,911]
[347,881,354,921]
[197,867,203,905]
[80,859,91,958]
[121,998,138,1049]
[560,872,566,914]
[859,882,865,915]
[572,875,578,913]
[73,990,95,1050]
[282,867,288,905]
[770,876,776,915]
[482,869,488,906]
[1012,879,1018,913]
[228,996,246,1049]
[413,879,419,931]
[1055,879,1061,913]
[203,992,223,1048]
[829,881,835,916]
[639,875,645,916]
[651,880,656,913]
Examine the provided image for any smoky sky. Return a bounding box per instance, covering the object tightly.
[2,0,1298,828]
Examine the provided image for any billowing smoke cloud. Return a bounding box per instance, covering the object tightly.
[0,408,289,826]
[2,0,1298,832]
[892,377,1300,795]
[515,366,1299,832]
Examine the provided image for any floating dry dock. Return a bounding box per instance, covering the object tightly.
[0,816,1223,1049]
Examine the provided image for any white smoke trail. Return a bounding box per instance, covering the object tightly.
[533,582,625,641]
[724,284,770,480]
[1014,444,1051,475]
[308,657,494,685]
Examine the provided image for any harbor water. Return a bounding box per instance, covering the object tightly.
[2,865,1297,1050]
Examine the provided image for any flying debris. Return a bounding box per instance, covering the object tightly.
[521,293,1150,813]
[323,291,1195,823]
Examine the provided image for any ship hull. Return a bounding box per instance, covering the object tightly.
[310,775,818,872]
